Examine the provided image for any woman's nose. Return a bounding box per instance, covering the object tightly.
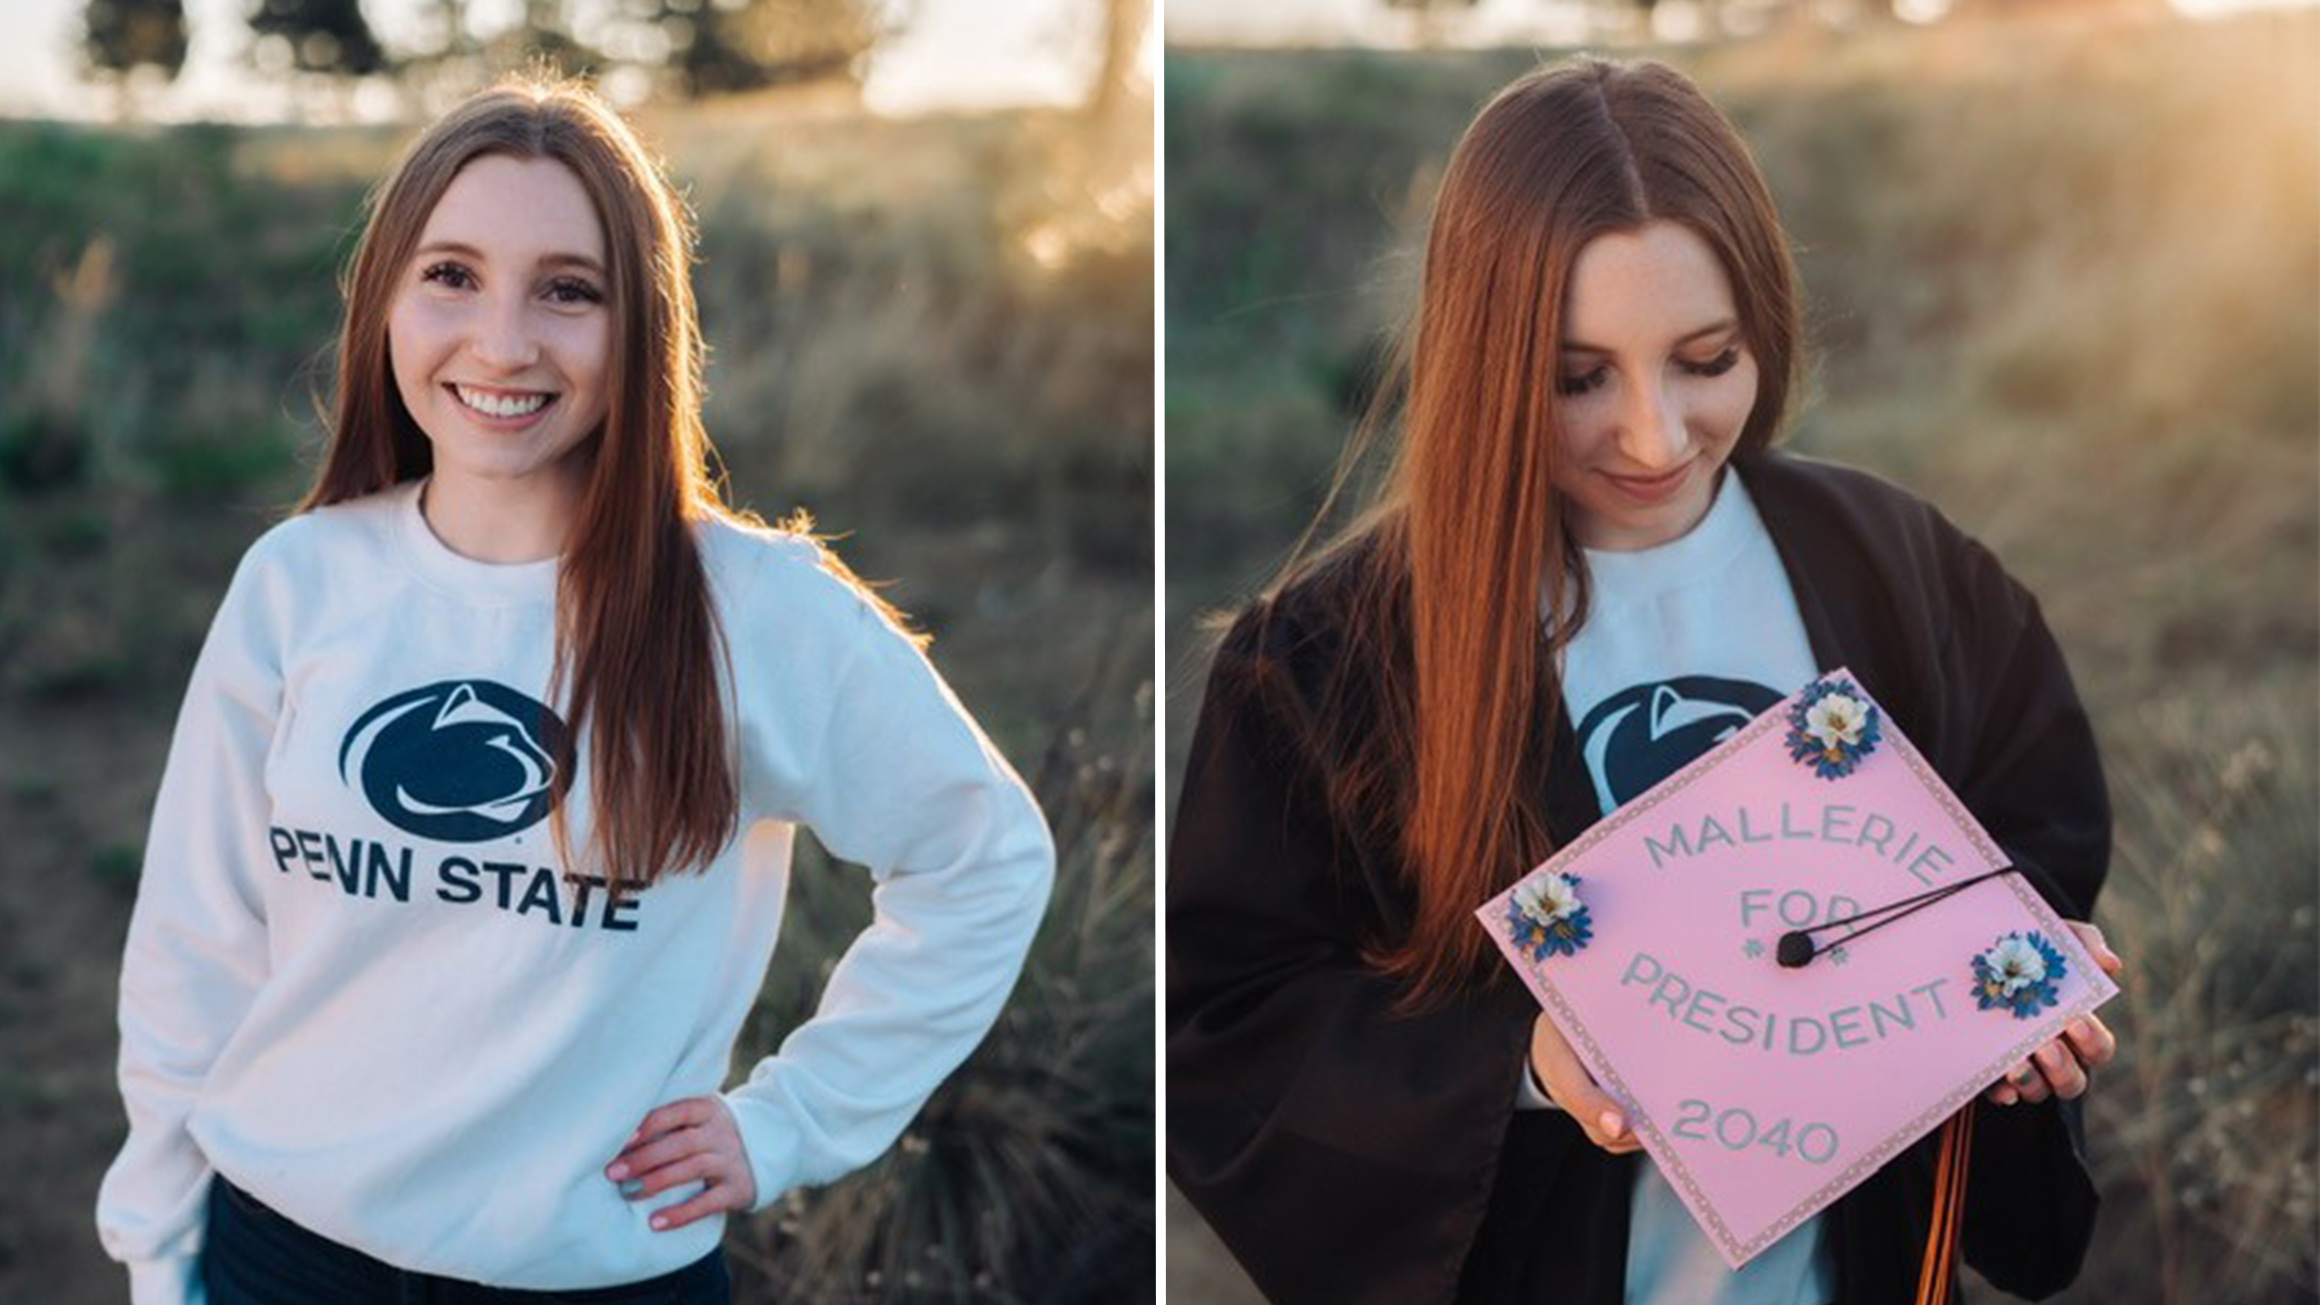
[1618,380,1688,469]
[468,293,540,371]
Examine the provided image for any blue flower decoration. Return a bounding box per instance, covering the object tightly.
[1971,931,2069,1018]
[1785,678,1883,780]
[1507,872,1593,960]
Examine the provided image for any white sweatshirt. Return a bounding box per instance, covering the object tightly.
[95,476,1056,1303]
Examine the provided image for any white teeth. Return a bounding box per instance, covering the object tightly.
[454,385,551,418]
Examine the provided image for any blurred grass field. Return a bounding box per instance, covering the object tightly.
[0,97,1153,1304]
[1164,10,2316,1305]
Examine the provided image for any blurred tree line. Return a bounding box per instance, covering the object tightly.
[80,0,912,111]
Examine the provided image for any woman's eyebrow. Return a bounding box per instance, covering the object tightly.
[412,240,605,274]
[1559,319,1737,355]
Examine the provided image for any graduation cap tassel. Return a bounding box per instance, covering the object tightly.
[1912,1104,1977,1305]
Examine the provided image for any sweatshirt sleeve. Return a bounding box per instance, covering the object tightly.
[96,538,287,1305]
[719,568,1054,1210]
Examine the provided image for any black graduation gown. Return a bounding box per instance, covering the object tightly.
[1166,450,2111,1305]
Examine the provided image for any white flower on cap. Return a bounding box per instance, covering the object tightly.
[1804,693,1870,749]
[1514,872,1582,926]
[1986,934,2050,996]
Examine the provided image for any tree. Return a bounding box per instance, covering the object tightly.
[635,0,900,99]
[1087,0,1149,121]
[248,0,390,79]
[82,0,190,85]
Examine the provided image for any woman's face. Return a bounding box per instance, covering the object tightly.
[1549,220,1760,552]
[388,154,612,500]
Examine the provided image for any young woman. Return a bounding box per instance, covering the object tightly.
[95,78,1054,1305]
[1168,57,2121,1305]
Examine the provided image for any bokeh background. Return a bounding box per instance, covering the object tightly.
[1163,4,2318,1304]
[0,2,1154,1302]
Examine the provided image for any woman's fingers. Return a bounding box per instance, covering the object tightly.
[2003,1037,2089,1105]
[647,1180,748,1231]
[2034,1038,2089,1100]
[609,1095,759,1226]
[625,1097,718,1146]
[2011,1054,2054,1104]
[2065,920,2124,978]
[1988,1060,2040,1106]
[1531,1014,1639,1153]
[1980,923,2120,1110]
[2063,1014,2117,1071]
[606,1125,704,1182]
[621,1151,718,1201]
[1987,1010,2118,1107]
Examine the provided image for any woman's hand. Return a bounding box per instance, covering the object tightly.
[1984,920,2124,1107]
[1530,1012,1642,1154]
[606,1096,758,1230]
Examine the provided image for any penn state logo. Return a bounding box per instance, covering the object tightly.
[1575,676,1781,808]
[337,681,568,842]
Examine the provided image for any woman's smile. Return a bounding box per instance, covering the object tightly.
[1599,461,1696,505]
[447,382,559,425]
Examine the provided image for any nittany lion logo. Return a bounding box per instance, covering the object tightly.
[337,681,568,842]
[1576,676,1781,808]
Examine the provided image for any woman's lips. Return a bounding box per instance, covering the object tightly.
[1601,462,1692,505]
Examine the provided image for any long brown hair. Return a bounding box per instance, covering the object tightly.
[302,77,762,900]
[1269,57,1805,1006]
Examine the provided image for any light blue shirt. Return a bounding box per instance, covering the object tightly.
[1522,466,1834,1305]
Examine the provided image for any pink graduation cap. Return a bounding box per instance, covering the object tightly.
[1478,668,2118,1274]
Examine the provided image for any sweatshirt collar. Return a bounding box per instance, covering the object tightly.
[394,476,559,607]
[1576,464,1756,594]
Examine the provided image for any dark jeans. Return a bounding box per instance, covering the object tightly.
[201,1175,733,1304]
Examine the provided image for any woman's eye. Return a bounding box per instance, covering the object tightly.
[546,277,603,306]
[420,261,475,290]
[1684,345,1742,377]
[1556,366,1609,397]
[1558,345,1740,396]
